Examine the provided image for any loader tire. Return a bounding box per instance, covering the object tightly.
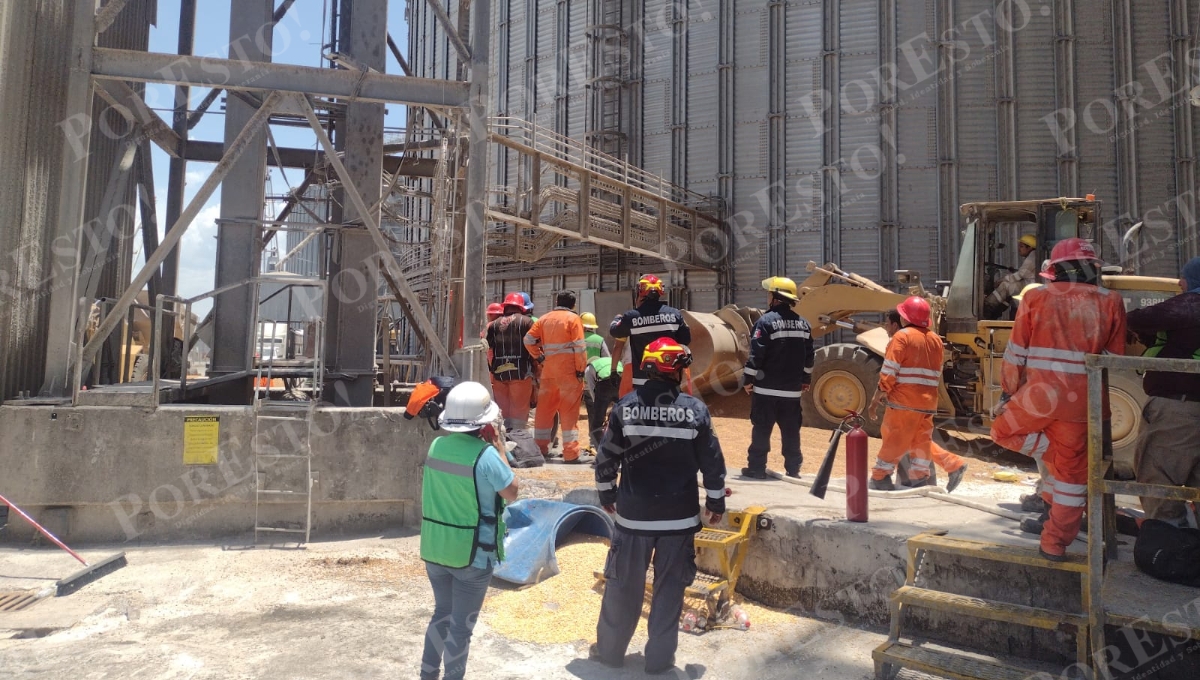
[1108,372,1146,479]
[802,343,884,438]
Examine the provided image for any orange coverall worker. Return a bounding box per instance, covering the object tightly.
[990,283,1126,557]
[524,308,588,461]
[872,327,966,482]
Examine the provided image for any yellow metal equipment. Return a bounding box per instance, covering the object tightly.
[595,505,769,631]
[873,530,1090,680]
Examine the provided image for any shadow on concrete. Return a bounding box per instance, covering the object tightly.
[565,654,705,679]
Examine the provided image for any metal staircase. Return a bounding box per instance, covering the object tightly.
[873,530,1091,680]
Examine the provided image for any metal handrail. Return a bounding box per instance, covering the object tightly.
[1085,352,1200,673]
[488,116,715,208]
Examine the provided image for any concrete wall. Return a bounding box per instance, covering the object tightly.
[701,511,1082,665]
[0,405,435,543]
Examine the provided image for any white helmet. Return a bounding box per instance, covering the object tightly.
[438,382,500,432]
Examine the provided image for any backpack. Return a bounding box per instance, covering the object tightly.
[1133,519,1200,586]
[505,429,545,469]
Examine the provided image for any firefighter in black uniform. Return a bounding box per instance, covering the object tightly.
[609,274,692,397]
[741,277,816,480]
[590,337,726,674]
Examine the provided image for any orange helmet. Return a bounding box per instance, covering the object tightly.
[1047,238,1100,267]
[640,337,692,377]
[486,302,504,319]
[637,274,665,300]
[897,296,931,328]
[502,292,526,311]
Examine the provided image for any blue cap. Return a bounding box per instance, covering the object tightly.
[520,292,534,311]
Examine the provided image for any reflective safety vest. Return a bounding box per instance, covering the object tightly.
[584,331,607,361]
[1143,331,1200,360]
[589,355,621,381]
[420,434,506,568]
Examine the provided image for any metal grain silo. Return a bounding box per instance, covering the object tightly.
[410,0,1200,306]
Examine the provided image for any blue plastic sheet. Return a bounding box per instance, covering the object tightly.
[493,498,614,585]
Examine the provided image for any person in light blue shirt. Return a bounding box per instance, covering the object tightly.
[421,383,518,680]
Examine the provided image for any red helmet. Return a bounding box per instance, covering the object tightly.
[487,302,504,317]
[897,296,931,328]
[640,337,692,377]
[502,292,526,311]
[1047,238,1100,267]
[637,274,665,299]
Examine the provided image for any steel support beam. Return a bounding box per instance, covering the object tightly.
[161,0,197,300]
[425,0,472,64]
[93,79,182,158]
[181,140,439,177]
[297,94,454,373]
[79,92,283,368]
[462,0,491,366]
[42,0,99,397]
[208,1,274,395]
[323,0,395,404]
[92,47,471,108]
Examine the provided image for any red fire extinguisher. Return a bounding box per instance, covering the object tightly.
[844,412,869,523]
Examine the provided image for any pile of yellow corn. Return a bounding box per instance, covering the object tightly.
[484,535,623,644]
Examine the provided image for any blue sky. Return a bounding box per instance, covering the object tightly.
[138,1,411,315]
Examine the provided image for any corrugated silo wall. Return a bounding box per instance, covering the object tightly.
[0,0,154,401]
[411,0,1200,310]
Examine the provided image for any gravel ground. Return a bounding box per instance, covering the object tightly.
[0,535,887,680]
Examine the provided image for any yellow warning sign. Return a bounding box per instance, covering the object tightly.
[183,416,220,465]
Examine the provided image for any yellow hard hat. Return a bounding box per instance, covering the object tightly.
[762,276,799,302]
[580,312,598,329]
[1013,283,1042,301]
[1019,234,1038,249]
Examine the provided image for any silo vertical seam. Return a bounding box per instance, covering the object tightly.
[1055,0,1079,197]
[1112,0,1140,236]
[671,0,688,186]
[1170,0,1197,261]
[718,0,735,283]
[936,0,960,275]
[879,0,898,280]
[821,0,840,265]
[995,0,1018,199]
[767,0,785,275]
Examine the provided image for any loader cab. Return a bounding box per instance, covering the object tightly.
[945,199,1101,334]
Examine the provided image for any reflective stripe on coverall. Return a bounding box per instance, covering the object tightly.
[524,308,588,460]
[872,326,966,481]
[989,282,1127,555]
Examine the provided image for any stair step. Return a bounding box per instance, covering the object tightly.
[909,532,1088,573]
[892,586,1085,630]
[256,454,310,460]
[873,641,1044,680]
[256,415,311,422]
[255,527,306,534]
[257,490,309,496]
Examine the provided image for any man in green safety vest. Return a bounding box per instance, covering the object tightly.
[583,355,622,454]
[581,312,611,362]
[420,382,519,680]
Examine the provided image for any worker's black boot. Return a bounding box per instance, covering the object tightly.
[740,467,768,480]
[869,476,896,491]
[1021,512,1049,535]
[946,466,967,493]
[1020,493,1047,514]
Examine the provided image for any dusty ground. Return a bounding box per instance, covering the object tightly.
[0,535,888,680]
[575,391,1038,496]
